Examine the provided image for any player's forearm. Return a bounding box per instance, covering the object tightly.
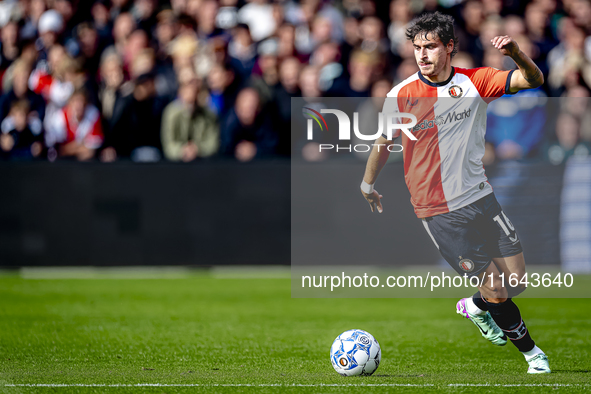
[362,138,391,184]
[511,50,544,89]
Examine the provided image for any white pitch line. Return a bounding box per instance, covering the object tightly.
[3,383,588,388]
[4,384,432,387]
[448,384,587,387]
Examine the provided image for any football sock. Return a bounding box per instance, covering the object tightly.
[472,291,488,312]
[522,345,544,361]
[466,296,486,316]
[485,298,536,352]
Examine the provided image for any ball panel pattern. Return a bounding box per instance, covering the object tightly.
[330,329,381,376]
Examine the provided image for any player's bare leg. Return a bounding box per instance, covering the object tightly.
[482,253,550,374]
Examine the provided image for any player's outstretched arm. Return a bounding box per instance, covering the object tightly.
[360,135,393,213]
[491,35,544,93]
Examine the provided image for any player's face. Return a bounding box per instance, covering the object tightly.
[412,33,450,78]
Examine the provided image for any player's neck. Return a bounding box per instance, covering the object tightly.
[423,64,453,84]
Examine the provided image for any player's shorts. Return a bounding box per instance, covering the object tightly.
[421,192,522,277]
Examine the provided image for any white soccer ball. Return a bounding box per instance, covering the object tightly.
[330,329,381,376]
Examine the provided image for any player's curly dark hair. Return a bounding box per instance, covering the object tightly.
[405,12,459,58]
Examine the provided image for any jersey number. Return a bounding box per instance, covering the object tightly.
[493,212,517,242]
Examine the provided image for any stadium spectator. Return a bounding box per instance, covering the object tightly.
[524,2,557,77]
[562,85,591,141]
[161,68,219,162]
[111,12,137,68]
[220,87,277,161]
[76,22,103,80]
[299,65,321,99]
[132,0,159,37]
[0,60,46,126]
[107,69,167,162]
[456,0,485,67]
[341,17,360,70]
[123,29,150,77]
[228,23,256,83]
[236,0,276,42]
[36,10,65,66]
[45,88,103,161]
[393,57,418,84]
[452,52,475,69]
[311,42,342,93]
[548,20,590,95]
[0,19,20,77]
[388,0,413,58]
[111,0,133,20]
[504,15,527,38]
[358,16,388,59]
[29,46,75,135]
[272,56,301,156]
[0,99,43,160]
[325,50,375,97]
[196,0,223,39]
[482,0,502,17]
[249,38,280,108]
[154,10,178,61]
[91,1,114,46]
[205,61,239,117]
[276,23,298,60]
[546,112,590,165]
[297,65,326,162]
[19,0,46,40]
[98,51,126,122]
[216,0,239,31]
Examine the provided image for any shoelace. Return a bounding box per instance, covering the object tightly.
[530,354,548,365]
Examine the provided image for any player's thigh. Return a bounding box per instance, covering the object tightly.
[481,194,526,295]
[421,207,492,277]
[482,194,523,268]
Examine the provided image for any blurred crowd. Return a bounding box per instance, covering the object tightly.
[0,0,589,163]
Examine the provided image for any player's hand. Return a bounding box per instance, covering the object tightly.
[361,189,383,213]
[491,35,520,57]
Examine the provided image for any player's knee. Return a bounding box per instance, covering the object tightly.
[480,276,508,299]
[508,283,527,297]
[508,271,527,297]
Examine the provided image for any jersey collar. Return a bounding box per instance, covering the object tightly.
[417,67,455,87]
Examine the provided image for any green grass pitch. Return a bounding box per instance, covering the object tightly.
[0,269,589,393]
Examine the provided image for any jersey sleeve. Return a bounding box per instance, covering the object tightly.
[465,67,515,103]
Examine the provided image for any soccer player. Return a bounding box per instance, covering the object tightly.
[360,12,550,374]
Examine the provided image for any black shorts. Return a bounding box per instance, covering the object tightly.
[421,193,523,277]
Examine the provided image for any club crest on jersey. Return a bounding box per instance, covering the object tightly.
[448,85,463,98]
[458,258,474,272]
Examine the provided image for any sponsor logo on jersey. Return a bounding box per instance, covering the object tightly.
[412,108,472,132]
[458,258,474,272]
[448,85,464,98]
